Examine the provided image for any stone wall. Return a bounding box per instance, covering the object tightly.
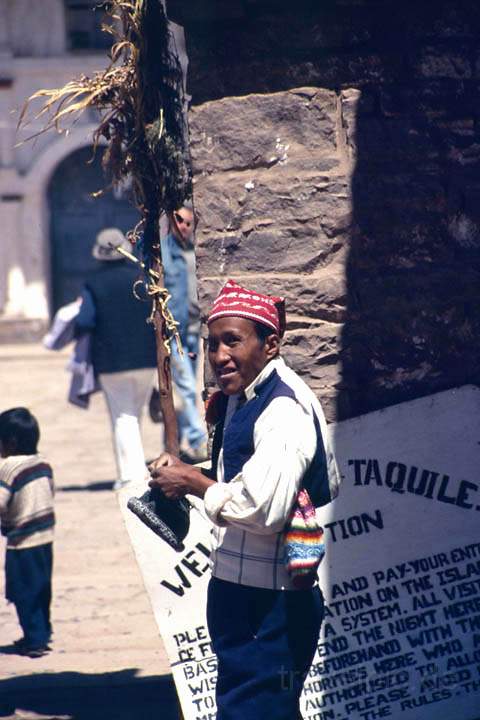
[172,0,480,421]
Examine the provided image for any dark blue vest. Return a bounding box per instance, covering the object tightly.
[86,263,157,374]
[212,369,331,507]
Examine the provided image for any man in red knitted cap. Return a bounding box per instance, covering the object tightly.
[149,279,340,720]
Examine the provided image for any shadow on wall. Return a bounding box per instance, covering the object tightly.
[337,2,480,420]
[0,670,179,720]
[183,0,480,423]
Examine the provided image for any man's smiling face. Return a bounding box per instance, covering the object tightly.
[207,316,279,395]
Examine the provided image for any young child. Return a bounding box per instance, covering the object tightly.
[0,407,55,658]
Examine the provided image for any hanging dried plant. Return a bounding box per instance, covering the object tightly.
[18,0,193,456]
[18,0,192,255]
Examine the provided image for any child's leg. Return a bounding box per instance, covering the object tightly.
[41,545,53,640]
[6,544,52,649]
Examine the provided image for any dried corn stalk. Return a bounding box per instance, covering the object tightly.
[19,0,192,454]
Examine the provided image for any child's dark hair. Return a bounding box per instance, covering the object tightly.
[0,407,40,455]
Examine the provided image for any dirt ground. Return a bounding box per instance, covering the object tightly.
[0,343,181,719]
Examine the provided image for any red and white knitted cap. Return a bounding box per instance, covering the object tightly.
[207,279,286,337]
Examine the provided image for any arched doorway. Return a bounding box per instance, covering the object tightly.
[48,146,140,311]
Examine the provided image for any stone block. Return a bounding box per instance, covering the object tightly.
[407,4,480,40]
[351,173,446,215]
[189,88,338,175]
[446,141,480,168]
[354,116,444,168]
[186,51,401,105]
[282,325,341,373]
[193,164,351,276]
[196,227,344,277]
[413,47,472,80]
[195,170,351,230]
[265,269,347,322]
[337,265,480,415]
[340,87,375,133]
[446,212,480,250]
[282,326,343,422]
[379,80,480,120]
[198,266,347,324]
[464,185,480,217]
[196,226,349,280]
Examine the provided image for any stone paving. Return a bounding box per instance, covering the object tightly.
[0,344,180,719]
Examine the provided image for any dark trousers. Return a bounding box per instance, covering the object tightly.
[5,542,53,649]
[207,577,324,720]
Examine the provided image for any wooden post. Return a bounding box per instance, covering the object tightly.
[151,266,180,457]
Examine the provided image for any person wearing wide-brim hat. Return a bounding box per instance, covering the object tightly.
[91,227,131,261]
[148,279,341,720]
[75,228,157,490]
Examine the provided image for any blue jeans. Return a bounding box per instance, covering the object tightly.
[185,331,199,377]
[171,343,206,450]
[6,543,53,649]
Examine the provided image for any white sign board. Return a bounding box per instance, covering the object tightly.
[119,385,480,720]
[119,483,216,718]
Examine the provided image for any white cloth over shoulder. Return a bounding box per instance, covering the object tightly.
[42,299,81,350]
[42,299,99,408]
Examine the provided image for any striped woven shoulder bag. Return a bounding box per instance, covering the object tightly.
[283,488,325,589]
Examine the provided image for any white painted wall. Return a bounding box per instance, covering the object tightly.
[0,3,188,329]
[5,0,66,57]
[0,0,108,325]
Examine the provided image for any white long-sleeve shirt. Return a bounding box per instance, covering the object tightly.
[203,357,340,590]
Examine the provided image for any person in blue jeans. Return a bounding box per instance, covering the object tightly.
[0,408,55,658]
[161,203,207,461]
